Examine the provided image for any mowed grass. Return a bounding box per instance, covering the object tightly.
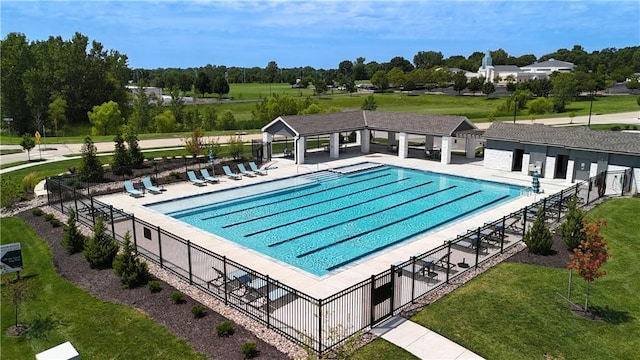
[352,198,640,360]
[0,217,208,360]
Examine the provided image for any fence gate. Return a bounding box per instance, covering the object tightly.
[370,271,394,325]
[252,139,269,164]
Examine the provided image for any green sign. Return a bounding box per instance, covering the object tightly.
[2,117,13,122]
[0,243,23,274]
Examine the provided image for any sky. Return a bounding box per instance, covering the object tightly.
[2,0,639,70]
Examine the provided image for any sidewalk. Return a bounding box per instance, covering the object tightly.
[370,316,484,360]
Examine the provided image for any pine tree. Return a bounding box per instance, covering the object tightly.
[78,136,103,182]
[559,196,586,250]
[83,217,119,269]
[126,131,145,167]
[62,209,86,254]
[113,231,150,289]
[523,211,553,255]
[112,133,132,175]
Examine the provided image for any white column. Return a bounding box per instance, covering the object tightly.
[424,135,434,156]
[465,138,477,159]
[440,136,452,164]
[521,154,531,175]
[566,160,575,183]
[329,132,340,159]
[387,131,397,151]
[398,132,408,159]
[589,162,598,178]
[262,132,272,162]
[360,129,370,153]
[544,156,555,179]
[295,136,306,164]
[355,131,361,146]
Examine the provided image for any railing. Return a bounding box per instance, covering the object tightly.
[45,168,635,355]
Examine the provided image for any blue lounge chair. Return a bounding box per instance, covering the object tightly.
[187,171,206,186]
[248,162,267,175]
[200,169,219,183]
[124,180,144,197]
[142,177,162,194]
[237,163,256,177]
[223,165,242,180]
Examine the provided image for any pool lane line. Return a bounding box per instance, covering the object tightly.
[200,173,391,221]
[324,194,511,271]
[224,177,415,229]
[297,189,483,259]
[243,179,432,237]
[268,185,457,248]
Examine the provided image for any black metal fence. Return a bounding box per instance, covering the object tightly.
[45,168,635,355]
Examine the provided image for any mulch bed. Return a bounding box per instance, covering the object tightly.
[505,233,571,269]
[17,210,289,360]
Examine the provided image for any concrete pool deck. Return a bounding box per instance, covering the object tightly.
[96,153,570,299]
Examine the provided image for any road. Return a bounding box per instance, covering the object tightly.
[1,111,639,175]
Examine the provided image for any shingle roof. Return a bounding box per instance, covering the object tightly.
[494,65,521,72]
[263,111,476,137]
[522,59,575,68]
[484,122,640,155]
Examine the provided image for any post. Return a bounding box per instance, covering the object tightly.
[186,240,193,285]
[587,94,593,128]
[369,275,376,326]
[445,242,451,283]
[390,265,396,313]
[73,187,78,215]
[46,178,51,205]
[90,196,95,224]
[474,228,481,268]
[157,226,163,269]
[266,275,271,327]
[222,256,228,305]
[132,215,137,253]
[110,205,115,238]
[411,257,416,303]
[522,206,528,237]
[500,217,506,254]
[317,298,323,355]
[513,99,518,123]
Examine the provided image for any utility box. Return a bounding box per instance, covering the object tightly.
[36,341,80,360]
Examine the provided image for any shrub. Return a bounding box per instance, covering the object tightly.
[50,218,62,228]
[191,305,207,318]
[526,97,554,115]
[171,291,185,304]
[32,208,44,216]
[62,210,86,254]
[113,231,150,289]
[43,213,54,222]
[558,197,586,250]
[21,172,39,194]
[240,342,259,358]
[216,320,235,337]
[83,217,119,269]
[78,136,103,182]
[523,211,553,255]
[147,280,162,293]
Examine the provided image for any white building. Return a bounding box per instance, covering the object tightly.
[474,51,576,84]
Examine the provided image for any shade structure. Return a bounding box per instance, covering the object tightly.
[532,171,540,193]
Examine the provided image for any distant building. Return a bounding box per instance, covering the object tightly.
[474,51,576,84]
[125,85,163,99]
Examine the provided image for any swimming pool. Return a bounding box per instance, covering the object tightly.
[148,164,523,276]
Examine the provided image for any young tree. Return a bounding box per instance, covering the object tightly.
[83,217,119,269]
[78,136,103,182]
[88,100,124,136]
[559,197,586,250]
[20,133,36,161]
[482,81,496,98]
[370,70,389,90]
[62,209,86,254]
[452,71,468,95]
[567,219,609,312]
[227,135,244,160]
[523,211,553,255]
[154,110,179,133]
[113,231,150,289]
[361,95,377,111]
[112,133,132,175]
[551,72,578,112]
[2,278,35,331]
[194,71,212,98]
[216,109,236,130]
[48,95,67,136]
[213,76,230,99]
[468,77,484,95]
[124,128,144,167]
[184,128,204,158]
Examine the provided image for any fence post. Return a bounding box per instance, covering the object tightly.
[369,275,375,326]
[411,257,416,303]
[132,214,138,254]
[110,206,115,239]
[157,226,163,269]
[266,275,271,327]
[500,217,506,254]
[223,256,228,305]
[390,265,396,314]
[46,178,50,205]
[474,228,481,268]
[522,206,528,237]
[586,180,591,204]
[446,242,451,284]
[73,187,78,216]
[542,198,547,219]
[318,297,323,356]
[187,240,193,285]
[58,180,63,212]
[557,191,564,222]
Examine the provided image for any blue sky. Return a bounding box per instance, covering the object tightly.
[2,1,639,70]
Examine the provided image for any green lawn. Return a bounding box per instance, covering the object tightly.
[364,198,639,360]
[0,217,208,360]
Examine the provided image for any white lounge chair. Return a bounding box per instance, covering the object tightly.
[248,162,267,175]
[200,169,219,183]
[237,163,256,177]
[187,171,206,186]
[223,165,242,180]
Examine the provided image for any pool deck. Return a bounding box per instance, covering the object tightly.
[97,152,570,299]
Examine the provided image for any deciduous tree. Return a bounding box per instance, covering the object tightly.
[20,133,36,161]
[88,101,124,136]
[48,95,67,136]
[213,76,230,99]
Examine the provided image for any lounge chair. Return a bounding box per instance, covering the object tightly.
[142,177,162,194]
[248,162,267,175]
[222,165,242,180]
[236,279,292,312]
[207,267,248,290]
[200,168,219,183]
[237,163,256,177]
[124,180,144,197]
[187,170,206,186]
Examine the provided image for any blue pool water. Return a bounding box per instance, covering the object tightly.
[148,164,522,276]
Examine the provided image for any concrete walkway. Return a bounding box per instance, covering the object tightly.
[370,316,484,360]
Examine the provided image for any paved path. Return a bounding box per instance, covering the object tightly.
[370,316,484,360]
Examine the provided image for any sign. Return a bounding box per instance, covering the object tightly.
[35,131,41,144]
[2,117,13,122]
[1,243,23,274]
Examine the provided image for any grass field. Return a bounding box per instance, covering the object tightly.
[354,198,640,360]
[0,217,208,360]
